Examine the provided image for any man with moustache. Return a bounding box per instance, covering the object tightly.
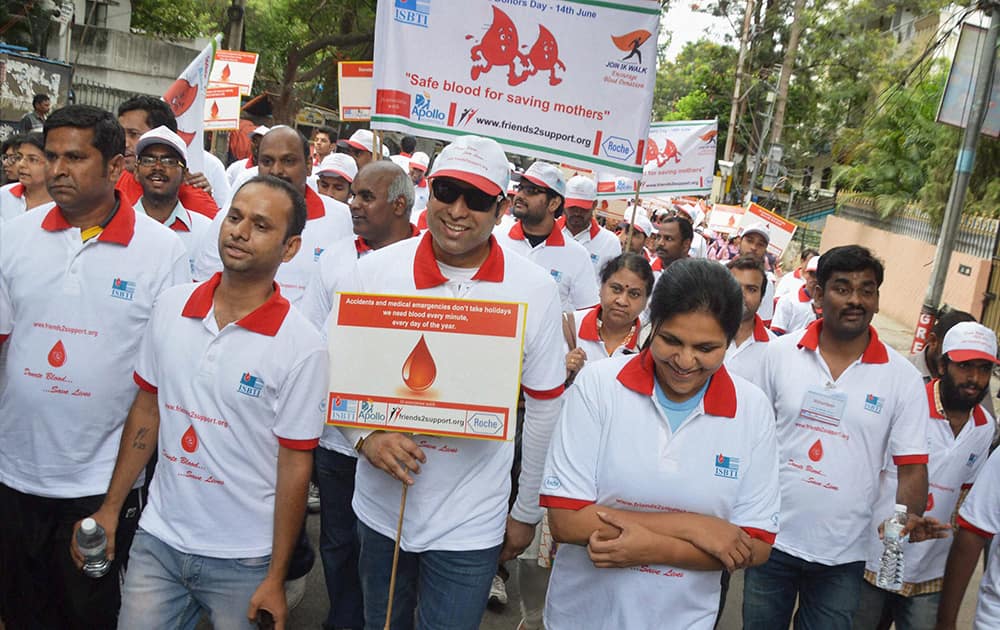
[650,215,692,276]
[735,223,778,324]
[854,321,996,630]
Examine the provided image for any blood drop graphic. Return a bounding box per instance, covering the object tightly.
[401,335,437,392]
[221,64,232,82]
[927,493,935,511]
[210,101,220,119]
[181,425,198,453]
[48,340,66,367]
[808,439,823,462]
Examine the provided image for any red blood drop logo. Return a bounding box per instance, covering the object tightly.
[808,439,823,462]
[927,493,934,511]
[181,425,198,453]
[48,340,66,367]
[221,64,232,82]
[401,335,437,392]
[210,101,220,118]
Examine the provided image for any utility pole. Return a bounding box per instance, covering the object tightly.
[912,2,999,352]
[224,0,247,51]
[745,86,777,205]
[725,0,756,162]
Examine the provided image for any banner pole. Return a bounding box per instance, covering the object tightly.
[624,185,641,249]
[374,130,382,161]
[383,482,408,630]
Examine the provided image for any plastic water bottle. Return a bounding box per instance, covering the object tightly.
[876,503,907,591]
[76,517,111,578]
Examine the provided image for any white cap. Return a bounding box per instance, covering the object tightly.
[429,135,509,196]
[740,222,771,244]
[346,128,374,153]
[806,255,820,272]
[389,154,410,170]
[135,126,188,163]
[521,161,566,197]
[410,151,430,172]
[942,321,1000,365]
[315,153,358,182]
[565,175,597,208]
[381,144,390,157]
[250,125,270,138]
[624,205,653,237]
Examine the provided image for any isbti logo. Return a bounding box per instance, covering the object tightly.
[238,372,264,398]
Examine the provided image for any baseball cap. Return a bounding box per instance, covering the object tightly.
[410,151,430,172]
[315,153,358,182]
[346,129,374,153]
[250,125,270,138]
[740,223,771,244]
[521,162,566,197]
[428,135,509,196]
[135,126,188,163]
[942,322,1000,365]
[624,206,653,237]
[806,255,820,272]
[565,175,597,209]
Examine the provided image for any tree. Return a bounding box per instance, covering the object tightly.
[130,0,227,40]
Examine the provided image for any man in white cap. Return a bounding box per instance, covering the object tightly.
[134,126,212,274]
[857,321,995,630]
[770,255,821,336]
[496,161,599,312]
[556,175,621,281]
[343,129,375,169]
[340,135,565,628]
[620,206,654,258]
[737,223,777,324]
[315,153,358,204]
[409,151,430,211]
[226,125,268,185]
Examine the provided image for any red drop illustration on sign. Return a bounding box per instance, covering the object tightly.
[646,137,682,167]
[468,7,565,87]
[210,101,220,119]
[402,335,437,392]
[48,340,67,367]
[221,64,232,82]
[164,79,197,117]
[181,425,198,453]
[808,439,823,462]
[517,25,565,86]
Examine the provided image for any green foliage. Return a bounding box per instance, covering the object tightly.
[130,0,226,39]
[653,39,737,148]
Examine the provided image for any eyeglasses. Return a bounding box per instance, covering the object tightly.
[431,178,501,212]
[137,155,185,169]
[2,154,20,164]
[516,182,548,196]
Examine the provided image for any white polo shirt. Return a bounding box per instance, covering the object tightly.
[226,157,253,185]
[864,380,993,591]
[0,182,55,222]
[135,198,212,278]
[724,314,773,390]
[759,271,776,323]
[556,217,622,281]
[201,150,232,209]
[345,233,565,551]
[133,274,327,557]
[0,202,189,497]
[193,186,353,303]
[495,222,599,312]
[541,354,780,630]
[775,268,805,300]
[771,286,818,335]
[761,320,929,565]
[957,445,1000,629]
[568,306,639,361]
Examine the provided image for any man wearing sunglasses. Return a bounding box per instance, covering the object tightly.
[341,135,565,629]
[496,161,599,313]
[133,126,211,274]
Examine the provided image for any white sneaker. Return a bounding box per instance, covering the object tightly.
[488,574,508,606]
[307,482,321,513]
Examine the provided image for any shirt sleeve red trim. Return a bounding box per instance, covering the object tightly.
[0,334,7,345]
[522,384,565,400]
[741,527,777,545]
[892,454,929,466]
[133,371,158,394]
[539,495,595,510]
[278,437,320,451]
[961,483,974,491]
[957,515,994,540]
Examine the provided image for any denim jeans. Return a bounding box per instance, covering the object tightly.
[118,529,271,630]
[743,548,865,630]
[357,521,501,630]
[852,579,941,630]
[316,446,364,630]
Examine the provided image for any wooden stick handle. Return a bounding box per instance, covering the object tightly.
[383,482,409,630]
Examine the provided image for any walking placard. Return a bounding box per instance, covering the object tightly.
[640,119,718,195]
[325,293,526,443]
[371,0,660,178]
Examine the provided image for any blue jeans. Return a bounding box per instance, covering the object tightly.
[316,446,364,630]
[118,529,271,630]
[357,521,501,630]
[743,548,865,630]
[852,579,940,630]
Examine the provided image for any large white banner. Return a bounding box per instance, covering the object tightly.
[640,119,717,194]
[162,35,220,173]
[372,0,660,178]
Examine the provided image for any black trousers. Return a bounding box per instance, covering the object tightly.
[0,483,143,630]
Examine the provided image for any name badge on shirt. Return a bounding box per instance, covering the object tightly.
[798,388,847,427]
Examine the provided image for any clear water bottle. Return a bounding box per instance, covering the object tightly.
[876,503,907,591]
[76,517,111,578]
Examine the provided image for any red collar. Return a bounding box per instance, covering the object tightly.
[796,319,889,364]
[245,154,254,168]
[41,197,136,246]
[579,306,640,350]
[752,314,770,342]
[651,257,664,272]
[794,268,802,279]
[797,285,811,302]
[356,224,421,254]
[181,272,289,336]
[927,379,989,426]
[8,183,24,198]
[168,215,191,232]
[555,216,602,239]
[304,187,325,220]
[616,350,737,418]
[508,221,565,246]
[412,231,505,289]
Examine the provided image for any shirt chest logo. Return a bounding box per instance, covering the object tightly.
[864,393,883,414]
[715,453,740,479]
[110,278,136,301]
[238,372,264,398]
[550,269,563,283]
[314,246,325,262]
[590,253,599,264]
[967,453,979,468]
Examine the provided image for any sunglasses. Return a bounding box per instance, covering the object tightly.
[431,178,501,212]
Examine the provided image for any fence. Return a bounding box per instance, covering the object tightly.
[72,78,154,113]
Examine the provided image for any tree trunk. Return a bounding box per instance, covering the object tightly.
[770,0,807,146]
